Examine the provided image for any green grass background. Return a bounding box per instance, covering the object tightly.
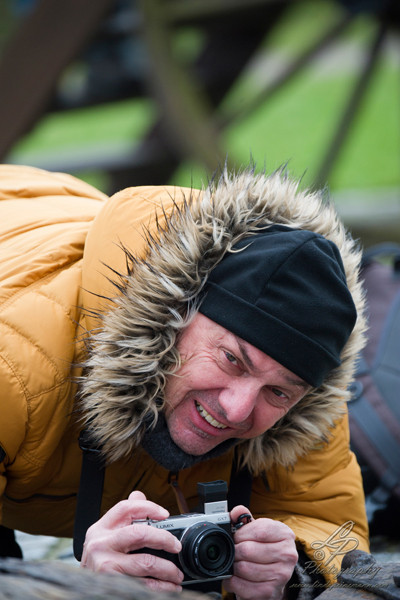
[7,0,400,196]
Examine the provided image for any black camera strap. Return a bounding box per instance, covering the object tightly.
[73,430,105,561]
[228,450,253,511]
[169,472,190,513]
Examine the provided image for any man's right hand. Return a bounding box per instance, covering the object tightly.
[81,491,184,592]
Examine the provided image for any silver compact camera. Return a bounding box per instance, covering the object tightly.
[133,480,235,585]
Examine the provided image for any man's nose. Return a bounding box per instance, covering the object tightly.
[218,382,259,424]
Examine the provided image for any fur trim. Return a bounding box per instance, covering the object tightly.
[79,168,366,473]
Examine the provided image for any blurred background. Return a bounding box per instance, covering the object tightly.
[0,0,399,247]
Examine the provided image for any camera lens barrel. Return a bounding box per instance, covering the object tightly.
[179,521,235,579]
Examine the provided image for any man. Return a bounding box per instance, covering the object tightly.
[0,165,368,599]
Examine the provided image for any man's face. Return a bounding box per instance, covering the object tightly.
[164,313,311,456]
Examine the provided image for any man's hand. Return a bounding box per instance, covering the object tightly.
[225,505,298,600]
[81,491,184,592]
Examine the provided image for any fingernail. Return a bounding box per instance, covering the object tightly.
[174,538,182,552]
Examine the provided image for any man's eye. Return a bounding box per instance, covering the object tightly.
[224,351,238,365]
[271,388,288,400]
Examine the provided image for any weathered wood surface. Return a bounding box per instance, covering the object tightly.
[0,558,203,600]
[317,550,400,600]
[1,552,400,600]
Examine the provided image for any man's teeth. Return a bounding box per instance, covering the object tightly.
[195,402,227,429]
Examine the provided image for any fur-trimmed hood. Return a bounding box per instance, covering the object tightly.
[80,168,366,474]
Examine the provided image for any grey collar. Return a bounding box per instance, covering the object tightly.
[141,412,238,471]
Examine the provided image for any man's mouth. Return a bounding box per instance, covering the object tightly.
[195,401,228,430]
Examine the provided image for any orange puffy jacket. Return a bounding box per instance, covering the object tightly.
[0,165,369,583]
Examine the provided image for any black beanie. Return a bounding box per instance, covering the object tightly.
[199,225,357,388]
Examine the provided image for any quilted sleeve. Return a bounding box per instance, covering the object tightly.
[250,412,369,585]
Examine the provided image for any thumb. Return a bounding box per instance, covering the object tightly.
[230,505,253,528]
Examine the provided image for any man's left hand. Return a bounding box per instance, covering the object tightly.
[225,505,298,600]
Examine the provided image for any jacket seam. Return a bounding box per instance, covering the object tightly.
[35,288,81,327]
[1,374,69,469]
[0,318,64,382]
[0,353,30,464]
[0,258,82,312]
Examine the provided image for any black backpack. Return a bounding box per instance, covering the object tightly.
[348,243,400,531]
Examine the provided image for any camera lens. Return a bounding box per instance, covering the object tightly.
[206,542,220,561]
[180,522,235,579]
[199,534,224,568]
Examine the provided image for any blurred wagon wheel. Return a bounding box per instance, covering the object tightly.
[0,0,397,195]
[137,0,399,186]
[0,0,115,162]
[135,0,292,180]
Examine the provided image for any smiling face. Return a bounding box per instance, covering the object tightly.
[163,313,311,456]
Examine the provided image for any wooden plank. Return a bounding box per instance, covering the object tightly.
[0,557,206,600]
[0,0,115,160]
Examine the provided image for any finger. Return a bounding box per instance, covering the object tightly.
[230,505,253,526]
[224,575,286,600]
[94,497,170,530]
[234,539,281,565]
[124,522,182,554]
[84,522,182,558]
[91,550,184,586]
[233,548,297,581]
[234,537,298,566]
[127,490,147,502]
[233,517,296,545]
[234,561,273,582]
[139,577,183,593]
